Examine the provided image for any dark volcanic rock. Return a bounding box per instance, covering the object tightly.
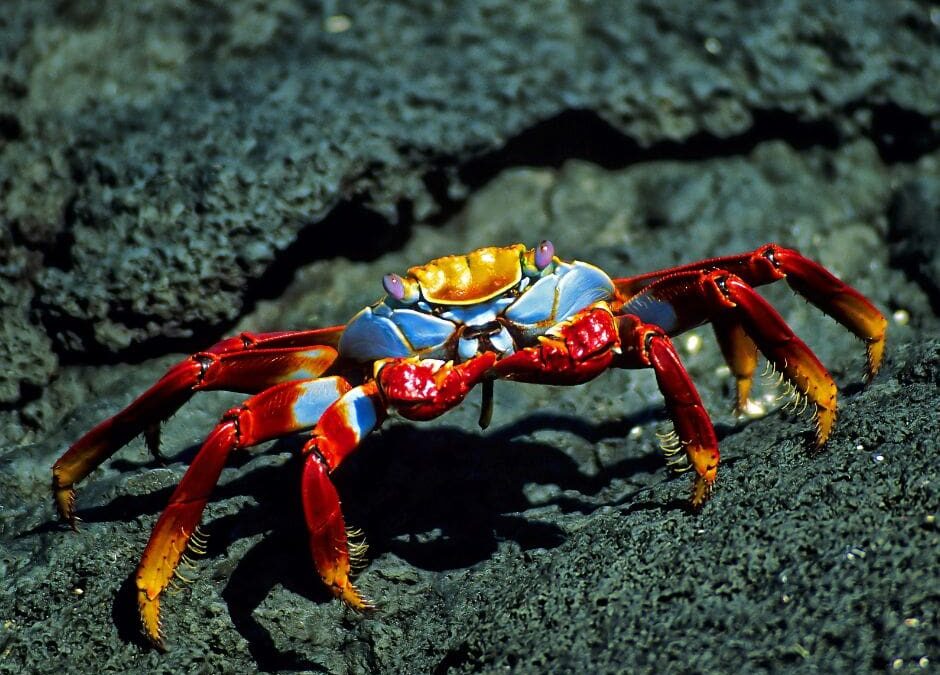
[889,177,940,311]
[2,140,939,673]
[1,0,938,359]
[0,1,938,674]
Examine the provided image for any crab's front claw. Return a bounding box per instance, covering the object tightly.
[494,305,619,385]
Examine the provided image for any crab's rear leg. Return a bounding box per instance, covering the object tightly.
[613,244,887,380]
[711,315,759,415]
[702,271,840,446]
[53,328,343,526]
[767,246,887,381]
[136,375,351,648]
[616,262,874,446]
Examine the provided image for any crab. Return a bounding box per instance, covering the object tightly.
[53,241,886,648]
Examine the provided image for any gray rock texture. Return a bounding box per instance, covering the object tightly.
[0,1,938,674]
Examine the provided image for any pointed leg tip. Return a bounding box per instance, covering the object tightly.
[862,333,885,380]
[138,589,166,650]
[690,481,713,510]
[689,465,716,509]
[144,423,168,465]
[813,405,836,448]
[865,344,885,383]
[53,485,79,529]
[338,581,376,612]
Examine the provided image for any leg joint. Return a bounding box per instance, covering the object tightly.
[760,243,781,269]
[192,353,216,386]
[642,326,667,356]
[302,437,334,472]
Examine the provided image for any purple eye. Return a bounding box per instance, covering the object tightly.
[535,240,554,270]
[383,273,405,301]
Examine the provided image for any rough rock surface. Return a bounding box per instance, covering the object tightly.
[1,1,938,674]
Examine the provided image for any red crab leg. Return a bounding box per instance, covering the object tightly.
[620,266,840,445]
[615,316,720,507]
[704,272,839,446]
[612,243,887,379]
[491,305,719,506]
[300,382,386,610]
[770,246,887,380]
[136,375,351,648]
[300,353,499,609]
[53,327,344,526]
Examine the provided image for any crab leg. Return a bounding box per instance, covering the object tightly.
[615,316,720,507]
[53,327,343,526]
[618,265,841,445]
[492,305,719,506]
[770,246,887,380]
[136,375,351,648]
[300,353,500,608]
[612,243,887,379]
[702,271,839,446]
[711,315,759,415]
[300,382,385,610]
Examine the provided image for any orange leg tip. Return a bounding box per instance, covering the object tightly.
[690,475,714,509]
[53,485,77,528]
[341,583,375,612]
[733,377,754,418]
[686,445,718,509]
[326,575,374,611]
[813,405,837,448]
[137,590,166,650]
[865,337,885,382]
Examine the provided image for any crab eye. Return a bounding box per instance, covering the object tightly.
[383,273,406,301]
[535,240,555,270]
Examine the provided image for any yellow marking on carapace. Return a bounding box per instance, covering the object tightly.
[408,244,526,305]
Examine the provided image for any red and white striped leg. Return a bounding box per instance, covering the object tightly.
[300,382,386,610]
[53,327,342,526]
[299,354,497,609]
[135,375,350,648]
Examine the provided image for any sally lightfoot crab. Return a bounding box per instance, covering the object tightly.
[53,241,886,647]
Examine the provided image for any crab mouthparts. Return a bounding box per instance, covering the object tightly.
[461,320,502,340]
